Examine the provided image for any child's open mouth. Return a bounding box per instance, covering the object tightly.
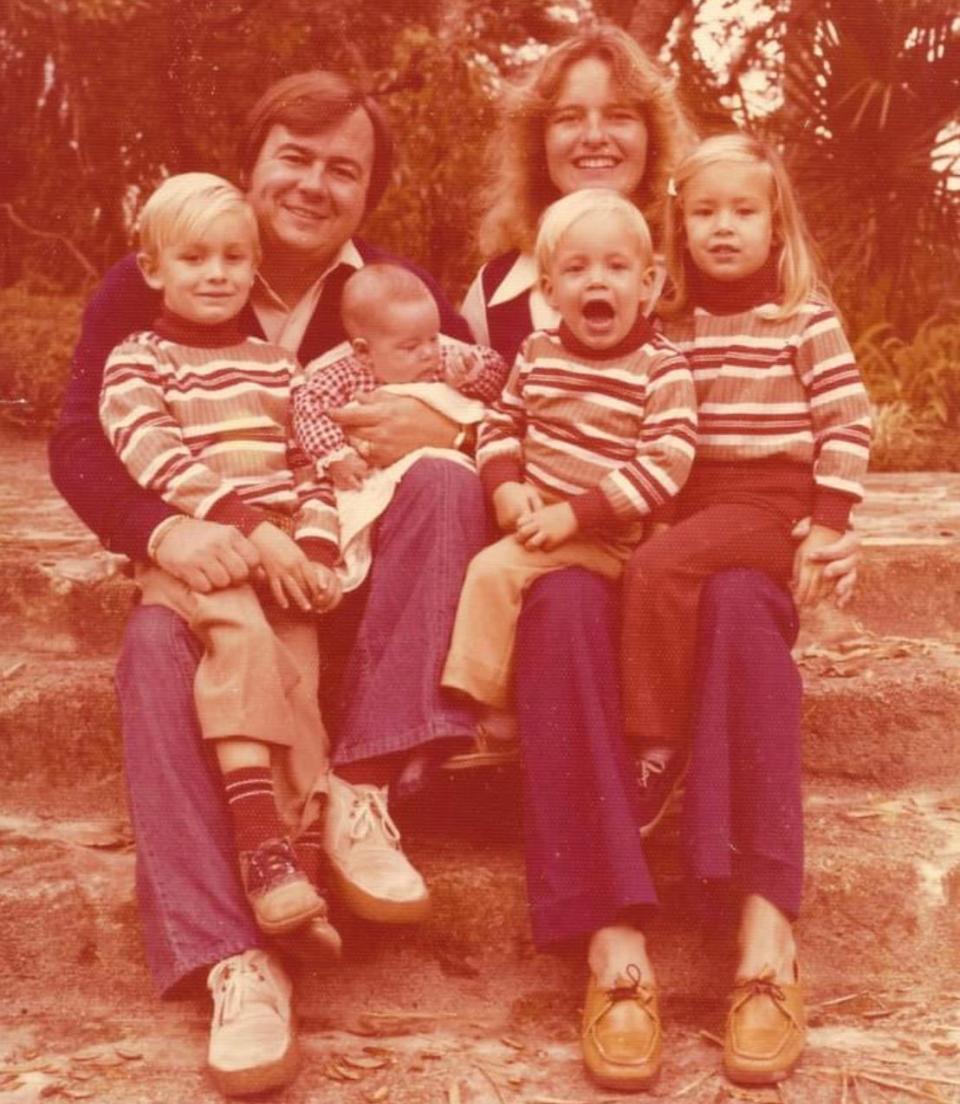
[582,300,616,323]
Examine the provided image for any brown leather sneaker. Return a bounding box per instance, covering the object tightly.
[723,965,806,1085]
[581,965,662,1092]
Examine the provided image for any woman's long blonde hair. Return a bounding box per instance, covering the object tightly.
[661,132,823,319]
[478,24,697,258]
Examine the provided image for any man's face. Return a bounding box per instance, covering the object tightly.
[246,110,375,269]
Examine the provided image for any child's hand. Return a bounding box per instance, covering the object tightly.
[492,481,543,531]
[311,563,342,612]
[648,521,671,540]
[328,451,369,490]
[249,522,322,612]
[792,523,844,608]
[515,501,579,551]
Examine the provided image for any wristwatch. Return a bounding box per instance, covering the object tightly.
[452,422,478,456]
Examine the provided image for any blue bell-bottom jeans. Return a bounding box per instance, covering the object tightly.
[117,458,802,995]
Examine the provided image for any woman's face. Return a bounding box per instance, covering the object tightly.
[545,57,649,199]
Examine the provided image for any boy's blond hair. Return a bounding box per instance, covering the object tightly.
[535,189,654,277]
[137,172,260,260]
[340,264,434,339]
[661,133,823,319]
[478,23,697,258]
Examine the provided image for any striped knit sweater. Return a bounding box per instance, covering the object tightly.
[99,312,338,564]
[660,294,872,530]
[477,316,698,538]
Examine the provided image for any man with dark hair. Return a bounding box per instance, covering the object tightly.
[50,70,484,1097]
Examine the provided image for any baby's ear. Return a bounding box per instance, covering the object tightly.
[136,252,163,290]
[351,337,372,363]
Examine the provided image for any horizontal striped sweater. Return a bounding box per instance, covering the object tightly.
[99,313,338,564]
[660,297,872,530]
[477,317,698,537]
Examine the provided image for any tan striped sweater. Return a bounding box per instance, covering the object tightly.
[660,298,872,530]
[477,317,698,539]
[99,313,338,563]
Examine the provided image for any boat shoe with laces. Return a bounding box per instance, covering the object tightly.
[723,965,806,1084]
[581,964,663,1092]
[324,773,430,923]
[238,837,328,936]
[207,949,298,1096]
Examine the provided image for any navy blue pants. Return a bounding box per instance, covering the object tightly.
[515,567,803,949]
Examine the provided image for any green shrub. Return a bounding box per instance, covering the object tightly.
[0,284,84,429]
[857,310,960,471]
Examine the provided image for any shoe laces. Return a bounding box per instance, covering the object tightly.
[607,963,654,1004]
[638,757,666,789]
[209,952,276,1026]
[246,839,297,885]
[348,786,401,849]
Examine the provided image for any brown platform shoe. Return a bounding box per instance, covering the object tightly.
[723,964,806,1085]
[581,964,662,1092]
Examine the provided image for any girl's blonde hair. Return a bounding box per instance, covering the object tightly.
[478,24,697,258]
[661,133,821,319]
[138,172,260,261]
[535,189,653,277]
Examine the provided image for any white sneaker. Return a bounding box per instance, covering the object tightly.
[324,773,430,923]
[207,949,299,1096]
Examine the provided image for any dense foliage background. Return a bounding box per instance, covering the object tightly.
[2,0,958,465]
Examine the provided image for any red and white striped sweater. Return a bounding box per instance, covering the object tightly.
[660,296,872,530]
[99,313,338,564]
[477,316,698,538]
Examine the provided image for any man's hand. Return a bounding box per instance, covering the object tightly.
[249,523,323,612]
[312,563,343,612]
[492,481,543,532]
[792,523,844,609]
[329,391,457,467]
[327,451,370,490]
[154,518,260,593]
[515,501,579,552]
[791,516,860,607]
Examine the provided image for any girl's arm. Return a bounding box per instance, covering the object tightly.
[797,304,872,531]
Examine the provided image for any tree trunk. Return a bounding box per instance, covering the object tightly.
[626,0,689,54]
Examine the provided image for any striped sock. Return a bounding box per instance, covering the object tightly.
[223,766,284,854]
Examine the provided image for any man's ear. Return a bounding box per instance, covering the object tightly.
[137,252,164,291]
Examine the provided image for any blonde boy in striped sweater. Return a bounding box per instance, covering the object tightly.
[99,173,341,952]
[621,134,872,855]
[442,189,697,713]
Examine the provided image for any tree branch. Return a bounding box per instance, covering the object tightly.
[0,203,99,282]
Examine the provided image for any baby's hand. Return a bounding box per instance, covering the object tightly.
[492,481,543,532]
[328,451,369,490]
[792,523,843,608]
[311,562,343,613]
[446,349,480,389]
[249,523,322,612]
[515,501,578,551]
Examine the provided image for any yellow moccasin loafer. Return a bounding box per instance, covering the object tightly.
[581,964,662,1092]
[723,965,806,1085]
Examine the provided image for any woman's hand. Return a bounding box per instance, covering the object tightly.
[329,391,457,468]
[515,501,579,551]
[312,563,343,613]
[249,523,323,612]
[492,481,543,531]
[790,517,860,607]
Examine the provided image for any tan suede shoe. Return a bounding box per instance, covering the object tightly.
[723,965,806,1085]
[581,965,662,1092]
